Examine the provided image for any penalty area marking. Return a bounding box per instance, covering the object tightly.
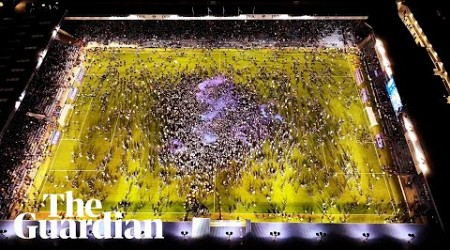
[36,62,96,198]
[350,73,396,211]
[382,174,396,211]
[61,138,80,141]
[36,130,65,199]
[77,97,94,140]
[51,169,103,172]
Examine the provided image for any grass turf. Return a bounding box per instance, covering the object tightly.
[25,47,406,223]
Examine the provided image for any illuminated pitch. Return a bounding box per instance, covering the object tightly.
[26,46,406,223]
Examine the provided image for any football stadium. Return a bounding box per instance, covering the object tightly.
[12,20,408,223]
[0,0,447,249]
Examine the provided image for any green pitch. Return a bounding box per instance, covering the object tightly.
[25,47,406,223]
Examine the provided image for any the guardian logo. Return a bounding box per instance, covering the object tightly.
[13,191,163,240]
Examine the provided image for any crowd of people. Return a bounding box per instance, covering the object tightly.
[362,46,414,174]
[358,36,434,222]
[0,19,415,222]
[0,41,80,219]
[63,20,358,48]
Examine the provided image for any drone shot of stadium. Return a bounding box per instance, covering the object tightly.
[0,0,448,249]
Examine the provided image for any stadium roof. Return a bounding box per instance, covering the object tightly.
[60,0,373,16]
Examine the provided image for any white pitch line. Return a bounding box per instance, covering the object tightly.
[95,211,394,216]
[321,145,330,175]
[51,169,101,172]
[351,74,386,173]
[38,130,65,198]
[383,174,396,211]
[350,69,397,211]
[110,115,120,143]
[77,98,94,140]
[335,172,387,175]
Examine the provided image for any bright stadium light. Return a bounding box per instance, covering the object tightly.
[36,56,43,69]
[180,231,188,240]
[55,25,61,32]
[362,232,370,242]
[36,49,48,69]
[270,231,281,241]
[225,231,233,240]
[375,38,393,77]
[402,114,429,174]
[15,90,26,110]
[315,231,327,241]
[0,229,7,239]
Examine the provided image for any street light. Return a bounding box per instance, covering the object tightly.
[315,231,327,241]
[0,229,7,239]
[408,233,415,243]
[270,231,281,241]
[225,231,233,240]
[181,231,189,240]
[362,232,370,241]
